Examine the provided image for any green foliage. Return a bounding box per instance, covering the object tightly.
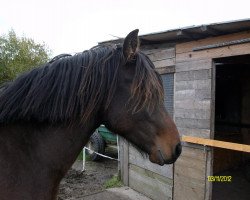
[104,174,123,189]
[0,29,51,84]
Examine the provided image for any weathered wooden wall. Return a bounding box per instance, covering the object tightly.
[141,44,176,73]
[174,146,207,200]
[174,30,250,200]
[129,145,173,200]
[174,45,212,200]
[119,136,173,200]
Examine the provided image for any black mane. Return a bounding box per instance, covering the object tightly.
[0,44,163,124]
[0,45,123,124]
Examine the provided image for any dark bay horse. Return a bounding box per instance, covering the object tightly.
[0,30,181,200]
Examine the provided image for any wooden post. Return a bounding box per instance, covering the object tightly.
[118,136,129,185]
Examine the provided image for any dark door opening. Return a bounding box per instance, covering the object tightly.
[213,55,250,200]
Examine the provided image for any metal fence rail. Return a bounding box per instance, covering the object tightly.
[82,137,119,171]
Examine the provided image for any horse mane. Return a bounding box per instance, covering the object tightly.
[0,44,163,124]
[129,53,164,114]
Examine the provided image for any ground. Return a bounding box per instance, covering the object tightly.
[58,155,118,199]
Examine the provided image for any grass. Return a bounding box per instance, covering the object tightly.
[104,175,123,189]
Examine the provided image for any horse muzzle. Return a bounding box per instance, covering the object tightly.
[149,142,182,166]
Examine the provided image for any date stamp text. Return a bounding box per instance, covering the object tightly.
[207,176,232,182]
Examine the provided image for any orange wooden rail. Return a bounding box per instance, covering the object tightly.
[182,135,250,153]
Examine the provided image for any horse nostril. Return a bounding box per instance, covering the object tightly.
[175,142,182,158]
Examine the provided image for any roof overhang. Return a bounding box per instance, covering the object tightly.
[100,19,250,45]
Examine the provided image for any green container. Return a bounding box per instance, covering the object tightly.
[98,125,117,143]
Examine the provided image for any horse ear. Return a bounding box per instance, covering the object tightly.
[123,29,140,61]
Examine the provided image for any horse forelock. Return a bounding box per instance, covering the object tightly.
[128,52,164,114]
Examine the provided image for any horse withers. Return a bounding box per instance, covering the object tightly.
[0,29,181,200]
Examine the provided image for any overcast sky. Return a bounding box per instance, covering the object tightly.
[0,0,249,56]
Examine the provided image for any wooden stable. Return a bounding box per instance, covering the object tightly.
[103,19,250,200]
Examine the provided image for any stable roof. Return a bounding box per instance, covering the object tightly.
[101,19,250,45]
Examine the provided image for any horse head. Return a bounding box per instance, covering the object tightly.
[102,30,181,165]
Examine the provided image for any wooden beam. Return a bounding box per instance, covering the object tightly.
[177,30,197,40]
[193,38,250,51]
[182,135,250,153]
[176,31,250,54]
[156,66,175,74]
[118,137,129,185]
[200,25,225,36]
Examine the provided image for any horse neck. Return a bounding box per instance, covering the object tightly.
[32,120,99,172]
[0,119,99,198]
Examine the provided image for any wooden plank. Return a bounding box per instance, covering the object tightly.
[176,31,250,54]
[174,182,205,200]
[176,42,250,63]
[129,164,172,200]
[129,144,173,179]
[193,38,250,51]
[177,146,206,161]
[177,127,211,139]
[175,79,211,91]
[175,89,195,100]
[182,135,250,153]
[175,155,206,173]
[175,69,211,82]
[195,89,211,100]
[141,43,175,53]
[205,62,215,200]
[173,146,206,200]
[174,169,205,188]
[176,118,210,129]
[205,150,212,200]
[175,108,211,120]
[153,58,175,68]
[175,99,211,110]
[175,89,211,100]
[146,48,175,61]
[156,65,175,74]
[176,59,212,72]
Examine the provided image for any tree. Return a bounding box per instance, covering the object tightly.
[0,30,51,84]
